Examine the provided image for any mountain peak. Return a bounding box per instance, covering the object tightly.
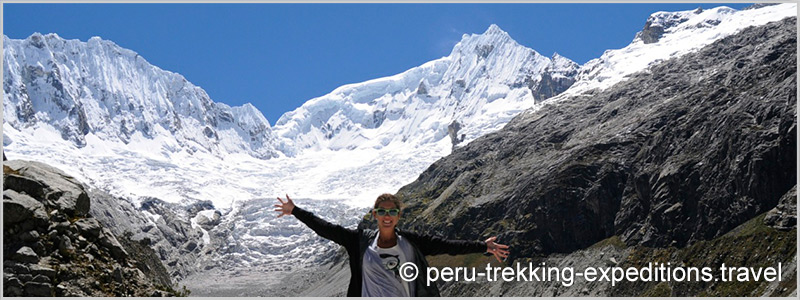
[549,52,579,72]
[27,32,44,39]
[457,24,513,44]
[451,24,520,60]
[234,103,271,126]
[25,32,68,44]
[3,34,280,160]
[24,32,47,48]
[483,24,507,36]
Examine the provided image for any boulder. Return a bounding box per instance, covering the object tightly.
[29,264,57,279]
[4,160,90,217]
[20,230,40,242]
[195,210,222,230]
[75,218,102,240]
[5,285,24,297]
[59,236,75,256]
[14,246,39,263]
[3,190,47,225]
[31,274,51,283]
[183,241,198,252]
[3,174,46,199]
[98,228,128,260]
[4,261,30,274]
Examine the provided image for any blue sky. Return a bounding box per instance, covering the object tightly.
[3,3,751,125]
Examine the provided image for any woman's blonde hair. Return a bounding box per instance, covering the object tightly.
[374,193,403,209]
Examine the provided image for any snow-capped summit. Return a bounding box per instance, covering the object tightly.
[564,3,796,96]
[273,24,578,156]
[633,7,722,44]
[483,23,506,35]
[3,33,279,159]
[550,53,579,72]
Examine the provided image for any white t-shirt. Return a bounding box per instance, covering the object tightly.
[361,234,416,297]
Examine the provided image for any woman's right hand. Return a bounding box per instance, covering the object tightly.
[274,194,295,217]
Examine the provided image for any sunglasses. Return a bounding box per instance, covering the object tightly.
[374,208,400,216]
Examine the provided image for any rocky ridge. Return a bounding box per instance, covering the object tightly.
[3,160,178,296]
[396,15,795,267]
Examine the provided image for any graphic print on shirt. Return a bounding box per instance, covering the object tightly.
[380,253,400,276]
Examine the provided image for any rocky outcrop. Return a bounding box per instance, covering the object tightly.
[396,17,796,260]
[636,20,667,44]
[530,71,576,102]
[139,197,208,279]
[88,189,207,282]
[764,185,797,230]
[448,120,465,149]
[634,8,703,44]
[3,160,175,296]
[530,53,579,101]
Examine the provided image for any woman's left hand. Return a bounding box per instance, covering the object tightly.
[485,236,510,263]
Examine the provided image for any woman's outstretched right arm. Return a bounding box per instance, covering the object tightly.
[275,194,358,246]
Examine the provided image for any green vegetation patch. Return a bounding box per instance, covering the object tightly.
[612,212,796,296]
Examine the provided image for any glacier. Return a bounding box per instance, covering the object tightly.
[4,24,580,208]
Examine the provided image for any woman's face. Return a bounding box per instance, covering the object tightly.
[373,201,400,230]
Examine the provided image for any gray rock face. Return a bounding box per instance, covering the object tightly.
[634,8,702,44]
[88,188,209,283]
[3,160,174,296]
[395,17,796,259]
[636,21,666,44]
[764,185,797,230]
[139,197,206,280]
[195,210,221,230]
[3,160,90,217]
[528,53,580,101]
[98,228,129,260]
[530,71,576,101]
[3,189,48,225]
[448,120,464,149]
[74,218,102,240]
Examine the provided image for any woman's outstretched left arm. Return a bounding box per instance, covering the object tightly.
[402,231,510,262]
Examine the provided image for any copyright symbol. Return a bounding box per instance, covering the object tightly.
[399,262,418,282]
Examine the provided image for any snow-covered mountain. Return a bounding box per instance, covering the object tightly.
[273,24,577,156]
[565,3,796,97]
[3,33,279,160]
[2,24,580,208]
[2,3,795,210]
